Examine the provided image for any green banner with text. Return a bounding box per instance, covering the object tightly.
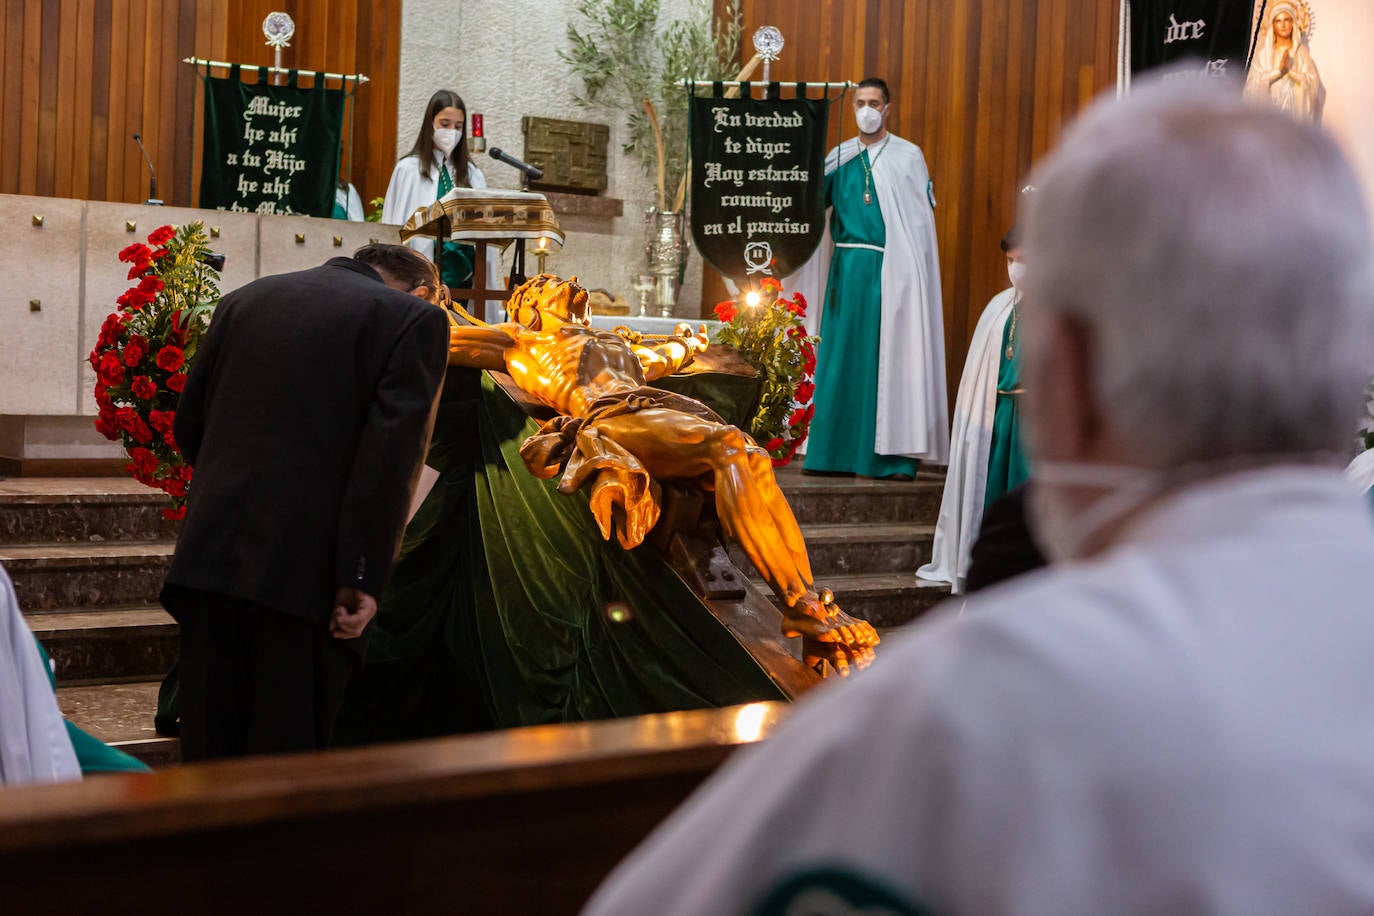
[199,67,344,217]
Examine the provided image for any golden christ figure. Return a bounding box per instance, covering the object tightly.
[448,275,878,674]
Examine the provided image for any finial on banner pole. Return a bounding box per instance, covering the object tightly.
[753,26,784,85]
[263,12,295,86]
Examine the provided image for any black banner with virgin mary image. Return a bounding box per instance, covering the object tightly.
[689,86,829,283]
[1126,0,1258,80]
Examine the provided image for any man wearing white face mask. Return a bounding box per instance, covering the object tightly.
[790,77,948,480]
[918,225,1028,591]
[584,77,1374,915]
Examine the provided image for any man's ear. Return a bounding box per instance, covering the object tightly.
[1024,311,1103,463]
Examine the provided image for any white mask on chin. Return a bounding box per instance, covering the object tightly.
[432,127,462,156]
[855,105,883,135]
[1026,461,1165,563]
[1007,261,1028,290]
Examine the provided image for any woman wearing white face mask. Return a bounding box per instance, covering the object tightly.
[917,225,1029,592]
[382,89,488,292]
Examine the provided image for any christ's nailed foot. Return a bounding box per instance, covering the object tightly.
[802,636,876,678]
[781,589,880,678]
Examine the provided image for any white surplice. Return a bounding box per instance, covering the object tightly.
[788,134,949,461]
[382,152,505,322]
[916,288,1018,591]
[585,467,1374,915]
[0,564,79,786]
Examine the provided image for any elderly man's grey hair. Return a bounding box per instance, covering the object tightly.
[1022,77,1374,465]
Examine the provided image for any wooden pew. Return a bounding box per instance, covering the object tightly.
[0,701,790,915]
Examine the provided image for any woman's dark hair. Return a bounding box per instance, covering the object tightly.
[405,89,471,185]
[1000,224,1021,253]
[354,243,441,299]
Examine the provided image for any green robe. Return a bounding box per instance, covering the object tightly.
[803,150,920,478]
[984,306,1030,506]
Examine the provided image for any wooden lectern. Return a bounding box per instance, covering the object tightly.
[398,188,565,309]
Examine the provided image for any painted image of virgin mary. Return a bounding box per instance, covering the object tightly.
[1245,1,1325,123]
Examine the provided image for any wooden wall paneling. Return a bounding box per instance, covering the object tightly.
[34,0,58,196]
[87,0,110,201]
[103,0,129,205]
[121,0,147,205]
[1,0,21,192]
[53,0,77,198]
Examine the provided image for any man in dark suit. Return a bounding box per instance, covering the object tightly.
[163,245,449,761]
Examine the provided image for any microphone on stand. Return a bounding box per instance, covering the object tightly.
[488,147,544,182]
[132,132,163,205]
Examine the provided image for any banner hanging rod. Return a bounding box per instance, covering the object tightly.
[680,79,852,90]
[183,57,369,84]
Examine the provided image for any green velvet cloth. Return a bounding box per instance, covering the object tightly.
[984,306,1030,506]
[804,149,920,478]
[333,367,784,743]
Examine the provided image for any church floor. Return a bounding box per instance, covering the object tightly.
[5,467,951,767]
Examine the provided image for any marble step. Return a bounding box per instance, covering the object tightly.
[771,467,944,527]
[56,679,180,768]
[0,476,178,545]
[28,606,178,684]
[730,522,936,579]
[0,540,174,612]
[760,572,953,630]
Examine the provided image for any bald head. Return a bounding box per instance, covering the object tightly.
[1020,77,1374,470]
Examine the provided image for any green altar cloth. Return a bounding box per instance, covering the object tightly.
[333,367,784,743]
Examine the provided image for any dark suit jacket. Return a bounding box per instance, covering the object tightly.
[963,482,1048,594]
[165,257,449,627]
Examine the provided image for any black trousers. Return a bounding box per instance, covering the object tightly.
[166,588,359,762]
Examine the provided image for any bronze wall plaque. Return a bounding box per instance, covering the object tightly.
[521,116,610,194]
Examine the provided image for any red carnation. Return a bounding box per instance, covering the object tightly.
[161,505,186,521]
[127,447,158,478]
[801,343,817,375]
[131,375,156,399]
[97,313,125,348]
[713,301,738,323]
[792,291,808,312]
[96,352,125,386]
[149,409,175,434]
[127,262,152,280]
[146,225,175,246]
[94,411,119,441]
[795,380,816,403]
[760,277,783,292]
[118,243,153,264]
[94,384,113,411]
[164,477,187,498]
[155,345,185,373]
[150,246,170,261]
[789,408,808,427]
[123,335,148,367]
[161,429,177,449]
[167,372,188,393]
[765,437,784,451]
[138,275,164,295]
[129,417,153,445]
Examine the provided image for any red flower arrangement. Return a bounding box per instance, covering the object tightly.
[713,277,820,466]
[88,223,220,519]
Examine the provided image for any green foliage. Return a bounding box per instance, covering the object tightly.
[365,196,385,223]
[561,0,742,199]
